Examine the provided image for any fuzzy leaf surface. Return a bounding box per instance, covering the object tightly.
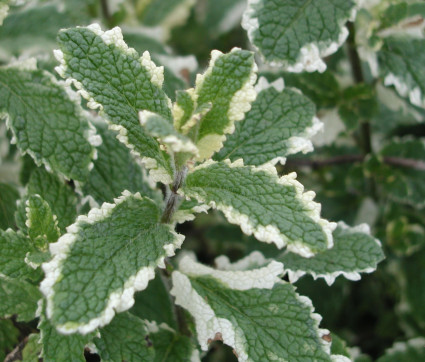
[40,192,184,334]
[82,123,159,205]
[193,49,257,160]
[56,24,174,183]
[279,223,385,285]
[242,0,356,72]
[94,312,154,362]
[171,256,331,361]
[216,80,320,165]
[379,37,425,108]
[0,274,41,321]
[0,67,95,181]
[182,160,335,257]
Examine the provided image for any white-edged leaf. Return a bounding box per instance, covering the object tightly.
[94,312,154,362]
[279,222,385,285]
[40,191,184,334]
[171,255,332,361]
[181,160,336,257]
[191,48,257,160]
[55,24,174,184]
[0,64,97,181]
[216,77,322,166]
[242,0,357,72]
[377,337,425,361]
[0,0,10,26]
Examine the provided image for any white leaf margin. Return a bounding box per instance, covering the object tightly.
[282,222,383,286]
[54,23,174,184]
[170,255,332,361]
[40,190,184,335]
[181,159,336,257]
[242,0,359,73]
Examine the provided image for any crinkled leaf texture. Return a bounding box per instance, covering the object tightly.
[171,255,332,361]
[379,37,425,109]
[55,24,174,184]
[181,160,336,257]
[279,222,385,285]
[187,48,257,160]
[242,0,357,72]
[216,77,322,166]
[40,191,184,334]
[0,63,97,181]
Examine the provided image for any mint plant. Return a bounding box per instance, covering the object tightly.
[1,0,424,361]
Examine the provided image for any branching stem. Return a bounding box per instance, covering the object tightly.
[161,166,188,224]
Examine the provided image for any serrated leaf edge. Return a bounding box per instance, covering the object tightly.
[242,0,357,72]
[171,256,331,361]
[54,24,173,184]
[283,222,383,286]
[384,73,425,109]
[182,159,336,257]
[215,251,268,271]
[40,190,184,334]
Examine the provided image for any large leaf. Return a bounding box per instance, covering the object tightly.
[0,182,19,229]
[379,36,425,109]
[171,256,332,361]
[181,160,335,257]
[0,274,41,321]
[94,312,154,362]
[0,64,97,181]
[190,48,257,160]
[242,0,356,72]
[56,24,174,184]
[278,223,385,285]
[82,123,160,205]
[216,77,322,166]
[40,191,184,334]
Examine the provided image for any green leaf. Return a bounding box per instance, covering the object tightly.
[26,195,60,248]
[215,77,321,166]
[242,0,356,72]
[379,37,425,109]
[192,48,257,160]
[56,24,174,184]
[171,198,209,225]
[19,168,78,233]
[182,160,335,257]
[40,191,184,334]
[377,338,425,361]
[0,319,19,361]
[94,312,154,362]
[140,110,198,156]
[0,229,37,279]
[171,256,332,361]
[0,274,41,321]
[0,182,19,229]
[82,123,160,205]
[39,309,92,362]
[278,222,385,285]
[374,138,425,208]
[378,2,425,35]
[21,334,42,362]
[0,0,9,26]
[0,64,97,181]
[131,271,178,330]
[149,323,199,362]
[203,0,246,36]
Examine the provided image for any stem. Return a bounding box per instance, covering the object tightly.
[161,166,188,224]
[4,337,28,362]
[100,0,113,28]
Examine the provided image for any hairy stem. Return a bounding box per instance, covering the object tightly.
[161,166,188,224]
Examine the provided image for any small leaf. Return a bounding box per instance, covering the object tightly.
[377,338,425,361]
[379,37,425,109]
[0,182,19,229]
[279,222,385,285]
[94,312,154,362]
[0,65,97,181]
[56,24,174,184]
[182,160,336,257]
[242,0,357,72]
[82,123,160,205]
[192,48,257,160]
[171,255,332,361]
[40,191,184,334]
[149,323,200,362]
[21,334,42,362]
[0,274,41,321]
[216,77,322,166]
[171,198,209,225]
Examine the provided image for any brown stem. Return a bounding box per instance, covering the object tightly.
[4,337,29,362]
